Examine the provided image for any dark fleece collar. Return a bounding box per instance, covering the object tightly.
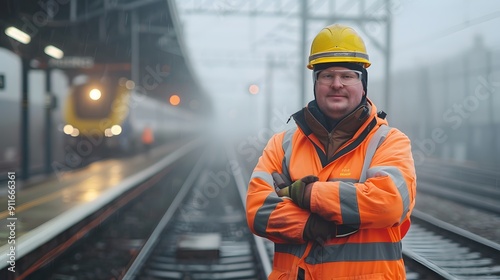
[291,99,371,159]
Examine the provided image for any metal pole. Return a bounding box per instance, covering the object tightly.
[131,11,139,86]
[299,0,307,106]
[384,0,392,113]
[21,59,30,180]
[45,68,53,174]
[70,0,77,21]
[485,50,497,167]
[463,55,470,161]
[419,67,430,138]
[265,55,274,129]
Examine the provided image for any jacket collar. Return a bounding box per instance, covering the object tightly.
[291,98,373,159]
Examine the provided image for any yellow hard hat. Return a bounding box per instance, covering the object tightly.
[307,24,371,69]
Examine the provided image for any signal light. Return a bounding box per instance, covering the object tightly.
[170,94,180,106]
[248,84,259,95]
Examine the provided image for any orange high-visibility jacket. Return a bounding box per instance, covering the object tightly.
[246,99,416,279]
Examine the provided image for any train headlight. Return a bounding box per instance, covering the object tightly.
[63,124,74,135]
[104,125,122,137]
[111,125,122,136]
[89,88,101,100]
[63,124,80,137]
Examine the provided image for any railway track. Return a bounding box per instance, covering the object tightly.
[403,210,500,280]
[420,158,499,186]
[416,159,500,214]
[122,144,271,279]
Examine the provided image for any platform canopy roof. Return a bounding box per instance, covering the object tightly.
[0,0,210,113]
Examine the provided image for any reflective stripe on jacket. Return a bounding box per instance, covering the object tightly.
[246,101,417,279]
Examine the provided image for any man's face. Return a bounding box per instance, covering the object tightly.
[314,66,365,120]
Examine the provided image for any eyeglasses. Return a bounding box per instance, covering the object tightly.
[315,70,362,86]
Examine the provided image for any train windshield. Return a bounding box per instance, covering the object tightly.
[73,82,118,119]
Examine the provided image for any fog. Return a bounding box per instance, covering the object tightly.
[176,0,500,167]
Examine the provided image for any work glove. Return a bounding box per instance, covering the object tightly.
[274,173,319,209]
[304,215,359,241]
[303,214,337,241]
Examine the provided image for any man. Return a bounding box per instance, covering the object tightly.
[246,24,416,279]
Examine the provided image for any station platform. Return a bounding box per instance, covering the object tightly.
[0,139,202,269]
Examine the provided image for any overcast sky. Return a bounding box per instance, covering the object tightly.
[175,0,500,132]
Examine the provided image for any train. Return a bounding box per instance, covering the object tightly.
[62,75,198,158]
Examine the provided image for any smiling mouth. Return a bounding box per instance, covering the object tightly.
[327,95,345,98]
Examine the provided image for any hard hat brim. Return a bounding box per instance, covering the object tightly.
[308,56,371,69]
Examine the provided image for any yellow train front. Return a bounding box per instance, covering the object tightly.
[62,77,195,160]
